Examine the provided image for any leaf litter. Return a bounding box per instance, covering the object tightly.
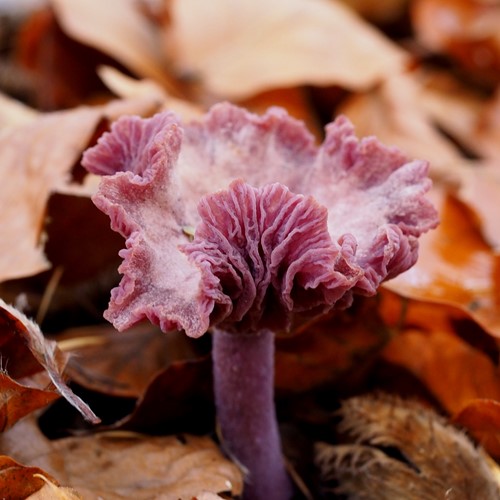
[1,0,500,497]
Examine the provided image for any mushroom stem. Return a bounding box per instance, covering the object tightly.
[212,328,293,500]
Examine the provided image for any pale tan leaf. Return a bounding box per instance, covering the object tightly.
[0,91,39,129]
[98,66,203,121]
[0,97,161,282]
[339,71,500,249]
[166,0,407,99]
[50,0,172,88]
[1,417,243,500]
[338,72,464,183]
[27,475,82,500]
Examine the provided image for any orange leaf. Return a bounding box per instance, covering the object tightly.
[382,328,500,415]
[0,455,59,499]
[453,399,500,458]
[385,188,500,337]
[0,374,60,432]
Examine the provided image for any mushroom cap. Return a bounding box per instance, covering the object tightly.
[82,103,438,337]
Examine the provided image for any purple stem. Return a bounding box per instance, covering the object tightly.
[212,328,294,500]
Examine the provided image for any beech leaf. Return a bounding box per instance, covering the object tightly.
[0,415,243,499]
[165,0,407,99]
[0,299,99,424]
[0,373,60,432]
[0,97,161,282]
[385,188,500,337]
[50,0,172,88]
[0,455,61,500]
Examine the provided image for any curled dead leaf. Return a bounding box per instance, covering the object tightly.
[0,455,60,500]
[0,299,99,424]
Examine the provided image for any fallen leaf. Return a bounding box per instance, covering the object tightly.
[0,373,60,431]
[412,0,500,85]
[338,72,465,184]
[26,475,82,500]
[0,91,39,129]
[16,7,119,109]
[50,0,174,90]
[0,96,161,282]
[275,298,390,393]
[315,394,500,499]
[97,66,203,121]
[0,415,243,499]
[59,324,200,398]
[114,356,214,435]
[0,455,60,500]
[385,188,500,337]
[165,0,407,99]
[381,327,500,415]
[453,399,500,458]
[0,299,99,424]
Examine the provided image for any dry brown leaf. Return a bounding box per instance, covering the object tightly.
[275,298,390,393]
[49,0,173,89]
[0,455,61,499]
[165,0,407,99]
[1,416,243,500]
[0,97,161,282]
[0,373,60,431]
[0,299,99,424]
[412,0,500,84]
[385,188,500,337]
[58,324,198,398]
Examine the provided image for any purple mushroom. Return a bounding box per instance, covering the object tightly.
[82,103,438,500]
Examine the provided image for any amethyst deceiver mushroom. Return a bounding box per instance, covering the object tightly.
[82,103,438,500]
